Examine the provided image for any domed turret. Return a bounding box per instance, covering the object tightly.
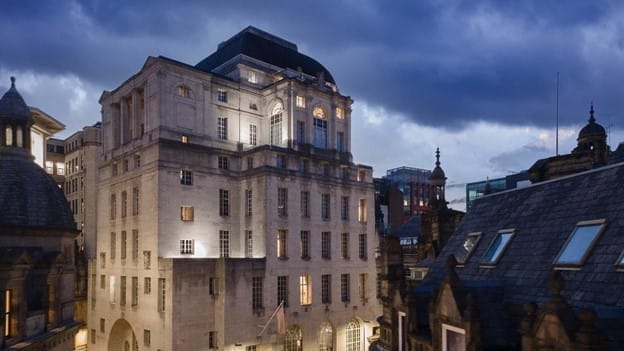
[0,77,34,152]
[429,148,447,207]
[573,103,609,165]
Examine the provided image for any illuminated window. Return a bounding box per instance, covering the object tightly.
[180,239,194,254]
[248,71,258,84]
[245,230,253,258]
[336,107,344,119]
[132,277,138,306]
[120,276,126,306]
[359,234,368,260]
[218,156,229,169]
[180,170,193,185]
[121,231,127,259]
[299,274,312,305]
[144,277,151,294]
[278,188,288,216]
[300,231,310,259]
[45,161,54,174]
[357,170,366,182]
[180,206,194,221]
[277,230,288,259]
[341,274,350,302]
[4,290,10,337]
[271,103,283,145]
[300,191,310,217]
[217,90,227,103]
[252,277,263,309]
[177,85,191,98]
[319,322,334,351]
[219,189,229,216]
[181,135,189,143]
[321,194,330,220]
[554,220,605,266]
[321,232,331,259]
[277,275,289,307]
[341,196,349,220]
[321,274,331,304]
[132,187,139,216]
[481,229,515,265]
[358,199,367,222]
[217,117,227,140]
[341,233,350,259]
[296,95,305,108]
[109,276,116,304]
[110,232,116,259]
[121,191,127,218]
[284,326,302,351]
[246,345,257,351]
[158,278,165,312]
[455,232,481,265]
[219,230,230,257]
[249,124,257,146]
[245,190,253,216]
[110,194,116,220]
[345,319,360,351]
[442,324,466,351]
[4,126,12,146]
[359,273,368,300]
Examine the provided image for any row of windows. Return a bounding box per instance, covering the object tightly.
[98,249,150,270]
[110,188,140,219]
[278,230,368,261]
[64,176,83,194]
[109,230,140,260]
[111,154,141,176]
[45,161,66,176]
[295,96,346,120]
[97,275,164,312]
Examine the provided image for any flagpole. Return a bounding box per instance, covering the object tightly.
[257,300,284,338]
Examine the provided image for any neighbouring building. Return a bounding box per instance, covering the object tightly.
[89,27,381,351]
[0,77,86,350]
[384,167,434,216]
[465,171,530,210]
[374,178,403,235]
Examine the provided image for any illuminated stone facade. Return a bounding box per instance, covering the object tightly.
[89,27,381,351]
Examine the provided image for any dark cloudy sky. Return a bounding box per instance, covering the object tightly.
[2,0,623,209]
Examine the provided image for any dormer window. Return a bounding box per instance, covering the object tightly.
[455,232,481,265]
[554,220,606,268]
[177,85,192,98]
[481,229,515,266]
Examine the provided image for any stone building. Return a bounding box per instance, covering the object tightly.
[89,27,381,351]
[0,77,85,350]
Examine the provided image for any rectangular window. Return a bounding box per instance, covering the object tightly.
[99,318,105,333]
[132,187,139,215]
[277,230,288,259]
[300,191,310,217]
[247,345,257,351]
[217,117,227,140]
[341,196,349,220]
[252,277,263,309]
[120,231,127,259]
[321,274,331,304]
[121,191,128,217]
[321,232,331,259]
[245,230,253,258]
[120,276,126,306]
[158,278,165,312]
[248,71,257,84]
[340,167,348,180]
[341,233,350,259]
[296,95,305,108]
[123,159,129,172]
[109,276,115,303]
[132,277,138,306]
[143,251,151,269]
[336,107,344,119]
[321,194,330,220]
[299,274,312,305]
[481,229,515,265]
[100,252,106,268]
[359,273,368,300]
[110,194,116,220]
[300,231,310,259]
[209,331,218,349]
[442,324,466,351]
[358,199,367,222]
[217,90,228,103]
[90,329,96,344]
[277,276,288,307]
[181,135,189,143]
[4,290,10,337]
[56,162,65,175]
[218,156,229,169]
[209,277,219,296]
[144,329,151,347]
[455,232,482,265]
[45,161,53,174]
[313,117,327,149]
[299,159,309,173]
[219,189,229,216]
[180,206,194,221]
[270,112,282,145]
[132,230,139,260]
[296,121,305,144]
[245,190,252,216]
[554,220,606,267]
[100,275,106,289]
[276,154,286,169]
[180,170,193,185]
[249,124,257,146]
[357,170,366,182]
[359,234,368,260]
[337,132,345,152]
[341,274,350,302]
[144,277,151,294]
[134,154,141,168]
[110,232,116,259]
[180,239,194,254]
[247,157,254,170]
[278,188,288,216]
[219,230,230,258]
[112,163,118,177]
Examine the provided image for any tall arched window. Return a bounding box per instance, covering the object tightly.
[313,106,327,149]
[285,325,303,351]
[270,103,283,145]
[5,125,13,146]
[346,319,361,351]
[319,322,334,351]
[16,126,23,147]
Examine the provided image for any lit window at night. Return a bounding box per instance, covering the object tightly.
[299,274,312,305]
[455,232,482,265]
[554,220,605,266]
[442,324,466,351]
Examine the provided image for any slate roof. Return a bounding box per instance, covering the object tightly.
[393,215,422,240]
[196,26,336,85]
[417,161,624,348]
[0,77,32,123]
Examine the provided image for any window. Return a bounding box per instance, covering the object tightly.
[455,232,482,265]
[121,231,127,259]
[180,239,194,254]
[481,229,515,265]
[284,326,302,351]
[181,135,189,143]
[245,230,253,258]
[321,274,331,304]
[134,154,141,168]
[143,329,151,347]
[209,331,218,349]
[144,277,151,294]
[132,187,139,216]
[249,124,257,146]
[359,234,368,260]
[109,276,116,303]
[252,277,263,309]
[554,220,606,266]
[90,329,95,344]
[319,322,334,351]
[56,162,65,175]
[276,154,287,169]
[321,194,330,220]
[357,170,366,182]
[299,274,312,305]
[180,170,193,185]
[100,252,106,268]
[300,231,310,259]
[143,251,151,269]
[158,278,165,312]
[180,206,194,221]
[209,278,219,296]
[247,345,258,351]
[617,249,624,267]
[218,156,229,169]
[341,274,350,302]
[341,233,350,259]
[99,318,105,333]
[313,116,328,149]
[359,273,368,300]
[296,121,305,144]
[278,188,288,216]
[217,117,227,140]
[100,275,106,289]
[219,189,229,216]
[132,277,138,306]
[110,232,116,259]
[277,230,288,259]
[123,159,129,172]
[112,163,118,176]
[341,197,349,220]
[340,167,348,180]
[217,89,228,103]
[299,159,309,173]
[245,190,253,216]
[300,191,310,217]
[337,132,345,152]
[277,276,289,307]
[346,319,360,351]
[219,231,230,257]
[248,71,258,84]
[45,161,53,174]
[358,199,367,222]
[4,290,11,337]
[336,107,344,119]
[270,103,283,145]
[177,85,191,98]
[321,232,331,259]
[296,95,305,108]
[120,276,126,306]
[110,194,116,220]
[247,157,254,170]
[442,324,466,351]
[121,191,128,218]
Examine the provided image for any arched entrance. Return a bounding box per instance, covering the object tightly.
[108,319,138,351]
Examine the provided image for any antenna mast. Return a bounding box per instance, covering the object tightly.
[556,72,560,156]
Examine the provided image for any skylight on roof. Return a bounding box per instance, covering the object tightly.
[554,220,605,267]
[617,250,624,267]
[481,230,514,265]
[455,232,481,265]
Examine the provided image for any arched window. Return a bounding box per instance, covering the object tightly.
[285,325,303,351]
[319,322,334,351]
[16,126,23,147]
[270,103,283,145]
[346,319,360,351]
[5,125,13,146]
[313,106,327,149]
